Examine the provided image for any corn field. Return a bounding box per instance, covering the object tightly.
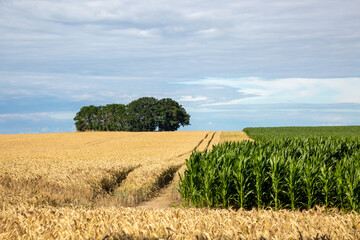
[179,137,360,212]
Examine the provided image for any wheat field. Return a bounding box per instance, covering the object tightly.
[1,203,359,239]
[1,131,359,239]
[0,131,212,208]
[219,131,254,143]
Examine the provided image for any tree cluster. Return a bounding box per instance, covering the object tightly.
[74,97,190,132]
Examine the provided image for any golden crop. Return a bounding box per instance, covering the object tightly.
[219,131,254,143]
[1,204,359,239]
[0,131,212,207]
[1,131,358,239]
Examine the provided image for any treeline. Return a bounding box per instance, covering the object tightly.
[74,97,190,132]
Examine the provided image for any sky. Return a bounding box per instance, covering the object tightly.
[1,0,360,134]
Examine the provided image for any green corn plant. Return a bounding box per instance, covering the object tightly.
[343,155,360,211]
[285,155,302,210]
[178,151,203,206]
[203,168,214,207]
[203,153,218,207]
[178,172,188,205]
[302,154,318,210]
[187,158,199,206]
[319,163,333,209]
[253,148,268,209]
[233,155,252,209]
[269,154,285,210]
[335,159,346,210]
[218,155,233,208]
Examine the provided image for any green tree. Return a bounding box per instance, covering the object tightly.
[103,104,127,131]
[126,97,158,131]
[88,105,101,130]
[73,105,100,131]
[74,106,90,131]
[156,98,190,131]
[74,97,191,132]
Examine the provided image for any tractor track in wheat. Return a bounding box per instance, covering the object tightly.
[137,131,220,209]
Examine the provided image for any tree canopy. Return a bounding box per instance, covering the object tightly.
[73,97,190,132]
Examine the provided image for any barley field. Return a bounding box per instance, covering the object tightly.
[1,131,359,239]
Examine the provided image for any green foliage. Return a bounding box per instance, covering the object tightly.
[179,137,360,212]
[156,98,190,131]
[126,97,158,131]
[244,126,360,140]
[74,104,127,131]
[73,97,190,132]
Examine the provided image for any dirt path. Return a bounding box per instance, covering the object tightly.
[137,131,220,209]
[136,185,180,209]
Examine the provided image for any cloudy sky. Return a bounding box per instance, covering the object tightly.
[1,0,360,133]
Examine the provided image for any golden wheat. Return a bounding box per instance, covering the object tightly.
[1,203,359,239]
[0,131,210,207]
[219,131,253,143]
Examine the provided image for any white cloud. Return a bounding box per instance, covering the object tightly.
[178,96,208,102]
[48,112,76,120]
[1,0,360,79]
[195,28,220,37]
[0,112,75,121]
[0,72,159,103]
[0,113,48,120]
[1,0,360,132]
[178,77,360,105]
[237,88,269,97]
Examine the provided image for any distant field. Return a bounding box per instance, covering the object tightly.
[219,131,253,143]
[244,125,360,139]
